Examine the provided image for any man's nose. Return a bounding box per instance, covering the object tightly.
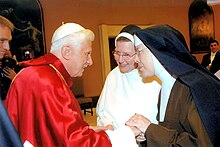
[3,41,10,50]
[87,55,93,66]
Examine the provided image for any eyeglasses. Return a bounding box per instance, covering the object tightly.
[112,50,136,60]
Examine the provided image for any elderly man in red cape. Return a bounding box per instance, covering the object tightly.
[4,23,138,146]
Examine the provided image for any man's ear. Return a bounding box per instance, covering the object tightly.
[61,46,72,60]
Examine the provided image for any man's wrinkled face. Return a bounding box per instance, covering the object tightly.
[113,40,137,73]
[0,25,12,59]
[68,40,93,77]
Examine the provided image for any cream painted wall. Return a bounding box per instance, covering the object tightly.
[39,0,219,97]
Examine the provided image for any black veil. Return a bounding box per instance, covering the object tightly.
[135,24,220,146]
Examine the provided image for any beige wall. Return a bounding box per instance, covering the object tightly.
[39,0,220,97]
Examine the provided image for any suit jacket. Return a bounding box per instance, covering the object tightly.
[201,53,211,68]
[0,72,11,100]
[210,51,220,73]
[201,51,220,74]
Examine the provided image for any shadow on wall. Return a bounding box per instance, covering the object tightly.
[71,77,84,97]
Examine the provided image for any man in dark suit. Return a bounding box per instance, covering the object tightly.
[201,39,220,73]
[210,48,220,74]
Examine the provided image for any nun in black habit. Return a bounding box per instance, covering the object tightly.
[126,24,220,147]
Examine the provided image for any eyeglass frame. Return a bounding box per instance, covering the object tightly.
[112,50,137,60]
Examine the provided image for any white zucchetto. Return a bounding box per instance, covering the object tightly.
[51,23,85,43]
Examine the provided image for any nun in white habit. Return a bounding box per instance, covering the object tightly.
[96,25,161,146]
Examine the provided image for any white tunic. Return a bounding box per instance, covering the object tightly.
[96,67,161,129]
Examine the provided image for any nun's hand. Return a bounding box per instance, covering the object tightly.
[126,113,151,133]
[136,132,146,142]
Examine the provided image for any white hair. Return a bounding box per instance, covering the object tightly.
[50,29,94,54]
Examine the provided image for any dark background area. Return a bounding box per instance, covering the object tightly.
[0,0,45,61]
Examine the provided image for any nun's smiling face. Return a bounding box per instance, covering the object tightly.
[134,36,155,78]
[114,39,137,73]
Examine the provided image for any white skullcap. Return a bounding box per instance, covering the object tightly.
[51,23,85,43]
[115,32,134,46]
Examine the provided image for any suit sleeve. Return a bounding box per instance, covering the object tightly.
[201,54,210,68]
[210,52,220,73]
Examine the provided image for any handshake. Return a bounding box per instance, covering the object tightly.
[91,114,151,142]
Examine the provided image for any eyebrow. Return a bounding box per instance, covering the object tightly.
[0,38,9,41]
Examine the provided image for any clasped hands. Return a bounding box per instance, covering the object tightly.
[90,114,151,142]
[126,113,151,142]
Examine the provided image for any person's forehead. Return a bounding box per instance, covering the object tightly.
[80,41,92,51]
[211,42,218,45]
[116,41,135,51]
[0,24,11,31]
[0,25,12,40]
